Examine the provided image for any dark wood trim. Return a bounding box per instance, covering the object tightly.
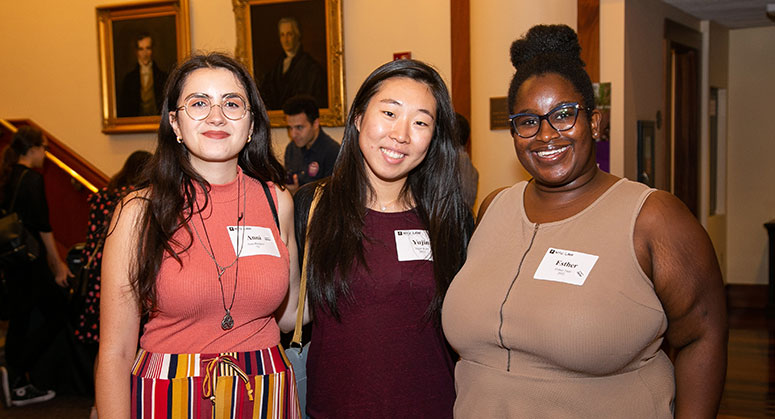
[664,18,702,50]
[450,0,471,153]
[726,284,768,310]
[577,0,600,83]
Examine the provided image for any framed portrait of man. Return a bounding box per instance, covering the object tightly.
[233,0,345,127]
[97,0,191,134]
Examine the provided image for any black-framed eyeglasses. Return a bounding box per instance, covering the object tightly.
[176,94,250,121]
[508,102,590,138]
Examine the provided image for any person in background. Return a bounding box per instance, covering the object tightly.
[75,150,151,419]
[96,52,301,418]
[0,126,72,407]
[282,94,340,194]
[442,24,727,418]
[75,150,152,346]
[294,59,472,417]
[455,112,479,210]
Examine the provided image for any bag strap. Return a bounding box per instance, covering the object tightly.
[291,185,322,346]
[260,180,280,231]
[7,168,29,213]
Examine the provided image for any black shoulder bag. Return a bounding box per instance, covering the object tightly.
[0,169,41,268]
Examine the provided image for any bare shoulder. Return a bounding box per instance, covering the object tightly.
[274,184,294,217]
[636,189,702,241]
[476,187,509,225]
[635,189,721,296]
[109,188,149,232]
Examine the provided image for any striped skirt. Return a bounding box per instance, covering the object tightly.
[130,345,301,419]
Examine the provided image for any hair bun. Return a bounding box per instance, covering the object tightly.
[510,24,584,70]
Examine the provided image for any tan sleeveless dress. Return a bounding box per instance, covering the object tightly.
[442,179,674,418]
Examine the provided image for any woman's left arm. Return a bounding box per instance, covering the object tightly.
[635,190,727,418]
[273,185,302,334]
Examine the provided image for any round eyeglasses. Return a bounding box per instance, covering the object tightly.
[177,94,250,121]
[508,103,590,138]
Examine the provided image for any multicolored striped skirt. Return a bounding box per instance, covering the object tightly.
[130,345,301,419]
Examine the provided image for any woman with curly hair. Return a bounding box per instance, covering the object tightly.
[443,24,727,417]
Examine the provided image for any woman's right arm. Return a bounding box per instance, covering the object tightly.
[95,194,144,419]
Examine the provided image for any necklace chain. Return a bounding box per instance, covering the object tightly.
[377,196,399,212]
[190,175,246,330]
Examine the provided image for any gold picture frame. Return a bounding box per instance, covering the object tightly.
[97,0,190,134]
[233,0,345,127]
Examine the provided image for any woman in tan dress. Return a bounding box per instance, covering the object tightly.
[442,24,727,418]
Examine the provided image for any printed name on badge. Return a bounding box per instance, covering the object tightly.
[394,229,433,262]
[533,247,599,286]
[227,226,281,258]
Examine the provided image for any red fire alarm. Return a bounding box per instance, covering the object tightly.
[393,51,412,61]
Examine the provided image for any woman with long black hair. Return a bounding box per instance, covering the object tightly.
[295,59,472,418]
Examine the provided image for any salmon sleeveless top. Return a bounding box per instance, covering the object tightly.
[442,178,674,418]
[141,171,290,354]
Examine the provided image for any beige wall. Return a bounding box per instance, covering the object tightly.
[623,0,699,186]
[0,0,450,176]
[727,26,775,285]
[469,0,576,210]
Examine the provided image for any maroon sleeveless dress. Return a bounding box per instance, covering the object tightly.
[306,209,455,418]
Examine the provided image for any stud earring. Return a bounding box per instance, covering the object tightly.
[176,136,183,144]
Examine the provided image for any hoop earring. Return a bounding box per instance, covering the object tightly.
[176,136,183,144]
[246,135,252,143]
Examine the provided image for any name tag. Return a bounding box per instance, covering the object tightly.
[533,247,599,286]
[227,226,280,258]
[394,229,433,262]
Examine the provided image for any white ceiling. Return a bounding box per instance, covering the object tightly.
[662,0,775,29]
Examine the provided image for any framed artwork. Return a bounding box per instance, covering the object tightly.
[638,120,656,187]
[96,0,190,134]
[233,0,345,127]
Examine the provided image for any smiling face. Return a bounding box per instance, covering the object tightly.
[169,67,254,179]
[512,73,601,188]
[356,77,436,190]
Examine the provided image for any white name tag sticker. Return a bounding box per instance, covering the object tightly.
[533,247,599,286]
[394,229,433,262]
[227,226,280,258]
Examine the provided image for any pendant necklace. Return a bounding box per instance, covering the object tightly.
[191,175,247,330]
[378,197,399,212]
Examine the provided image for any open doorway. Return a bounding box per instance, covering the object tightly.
[664,19,701,217]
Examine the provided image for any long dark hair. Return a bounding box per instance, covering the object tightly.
[127,52,285,314]
[0,126,45,200]
[306,59,472,322]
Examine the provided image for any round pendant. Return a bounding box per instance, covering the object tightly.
[221,313,234,330]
